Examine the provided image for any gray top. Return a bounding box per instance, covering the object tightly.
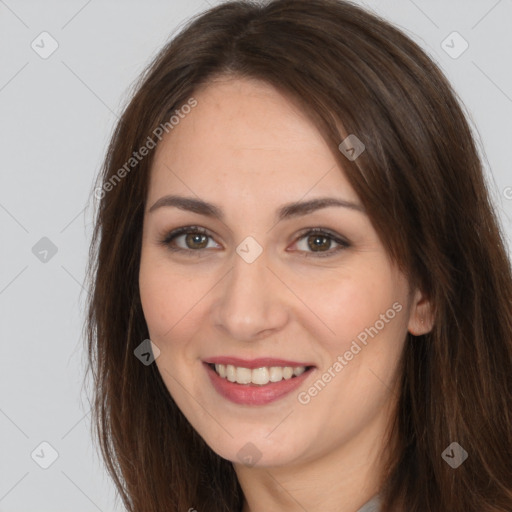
[239,493,381,512]
[357,494,382,512]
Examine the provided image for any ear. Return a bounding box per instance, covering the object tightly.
[407,287,434,336]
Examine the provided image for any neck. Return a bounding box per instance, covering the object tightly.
[234,410,391,512]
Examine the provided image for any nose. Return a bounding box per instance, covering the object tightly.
[212,244,290,342]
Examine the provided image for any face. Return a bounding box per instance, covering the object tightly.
[139,76,429,469]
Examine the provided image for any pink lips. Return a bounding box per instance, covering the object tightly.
[204,356,315,369]
[203,357,315,406]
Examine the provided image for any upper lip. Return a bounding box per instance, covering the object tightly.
[204,356,315,369]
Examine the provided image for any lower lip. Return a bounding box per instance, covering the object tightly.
[204,363,314,406]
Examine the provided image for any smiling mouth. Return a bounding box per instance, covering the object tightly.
[207,363,315,386]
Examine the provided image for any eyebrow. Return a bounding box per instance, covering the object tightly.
[148,194,365,220]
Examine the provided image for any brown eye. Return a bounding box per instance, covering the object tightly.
[159,226,220,254]
[184,233,209,249]
[293,228,350,258]
[307,234,332,252]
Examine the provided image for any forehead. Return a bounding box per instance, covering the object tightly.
[148,77,359,206]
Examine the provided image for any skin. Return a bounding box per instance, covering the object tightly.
[138,76,433,512]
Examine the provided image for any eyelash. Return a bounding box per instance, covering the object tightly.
[158,225,350,258]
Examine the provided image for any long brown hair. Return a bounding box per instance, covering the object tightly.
[84,1,512,510]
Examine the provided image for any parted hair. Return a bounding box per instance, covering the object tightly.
[84,1,512,510]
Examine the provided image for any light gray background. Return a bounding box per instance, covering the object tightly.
[1,1,511,511]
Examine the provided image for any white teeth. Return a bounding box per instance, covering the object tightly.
[226,364,236,382]
[217,363,227,378]
[251,367,269,385]
[213,364,308,385]
[269,366,283,382]
[282,367,294,379]
[236,366,252,384]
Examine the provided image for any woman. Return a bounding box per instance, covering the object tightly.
[85,1,512,511]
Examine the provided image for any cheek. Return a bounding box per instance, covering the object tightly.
[138,251,205,343]
[298,265,400,352]
[295,266,407,430]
